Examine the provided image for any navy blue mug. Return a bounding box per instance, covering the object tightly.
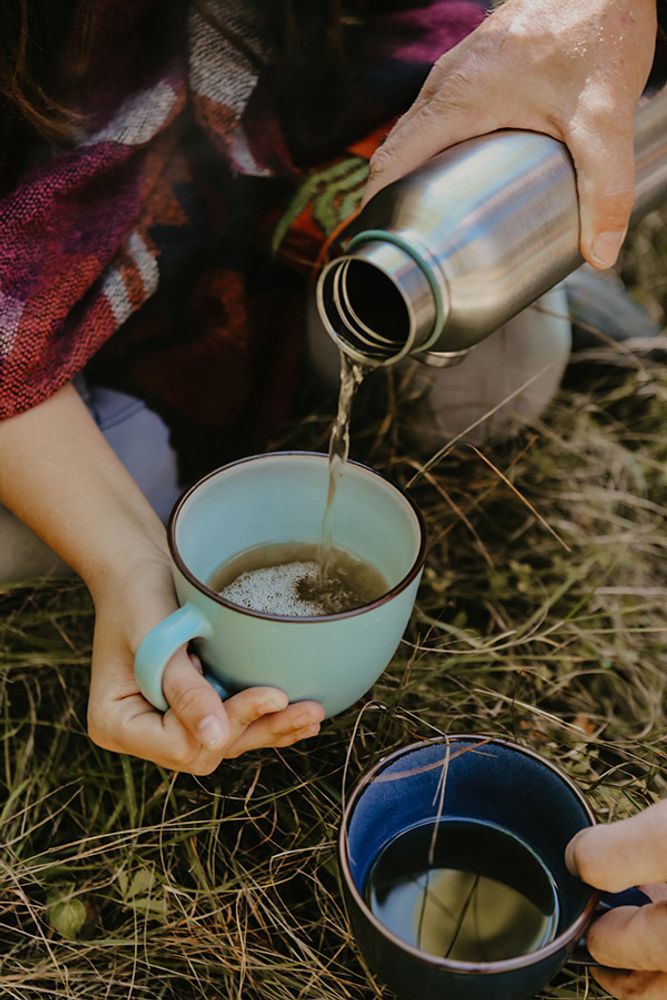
[339,736,650,1000]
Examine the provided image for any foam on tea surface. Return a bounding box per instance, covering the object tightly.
[210,541,388,617]
[220,561,324,617]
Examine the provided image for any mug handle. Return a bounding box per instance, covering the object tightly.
[134,603,222,712]
[569,887,653,967]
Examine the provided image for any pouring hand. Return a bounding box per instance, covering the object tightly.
[362,0,657,270]
[566,801,667,998]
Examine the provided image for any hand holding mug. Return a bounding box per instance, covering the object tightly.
[87,548,323,772]
[339,737,660,1000]
[567,801,667,999]
[134,453,425,722]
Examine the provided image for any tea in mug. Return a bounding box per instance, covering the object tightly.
[209,541,388,617]
[365,818,559,962]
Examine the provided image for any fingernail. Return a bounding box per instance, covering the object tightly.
[199,715,225,750]
[591,231,626,269]
[565,829,587,876]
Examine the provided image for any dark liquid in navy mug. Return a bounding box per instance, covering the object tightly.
[365,819,560,962]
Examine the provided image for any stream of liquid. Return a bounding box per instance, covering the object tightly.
[209,352,381,617]
[317,352,367,583]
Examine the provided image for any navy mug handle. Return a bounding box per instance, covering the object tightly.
[570,888,653,966]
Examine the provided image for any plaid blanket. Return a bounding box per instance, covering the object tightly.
[0,0,485,457]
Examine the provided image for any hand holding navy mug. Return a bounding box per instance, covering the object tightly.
[339,737,656,1000]
[566,802,667,1000]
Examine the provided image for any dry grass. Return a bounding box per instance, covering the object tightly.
[1,216,667,999]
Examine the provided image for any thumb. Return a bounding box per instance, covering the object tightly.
[162,647,230,751]
[565,801,667,893]
[568,120,636,270]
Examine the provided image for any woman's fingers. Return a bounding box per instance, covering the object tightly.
[566,805,667,985]
[163,680,298,757]
[592,969,667,1000]
[93,686,322,773]
[162,647,230,750]
[362,45,498,206]
[223,697,324,757]
[566,114,636,269]
[566,801,667,893]
[586,903,667,972]
[93,648,324,771]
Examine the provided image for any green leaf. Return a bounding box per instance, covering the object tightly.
[118,865,167,922]
[46,886,87,940]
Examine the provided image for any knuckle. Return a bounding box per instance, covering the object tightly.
[159,732,198,772]
[276,732,300,749]
[432,51,455,76]
[234,713,257,733]
[582,95,618,129]
[418,56,454,101]
[576,86,633,131]
[601,188,636,221]
[229,692,274,730]
[585,919,610,963]
[573,837,607,888]
[167,681,204,719]
[368,143,395,180]
[409,95,461,134]
[578,174,635,227]
[231,705,260,731]
[425,70,474,117]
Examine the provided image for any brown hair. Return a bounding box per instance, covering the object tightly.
[0,0,97,144]
[0,1,366,151]
[261,0,369,161]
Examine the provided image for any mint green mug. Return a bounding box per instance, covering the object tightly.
[135,452,426,718]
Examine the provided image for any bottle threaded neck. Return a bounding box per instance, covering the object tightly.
[316,240,437,367]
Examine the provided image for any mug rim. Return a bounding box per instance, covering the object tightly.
[167,450,427,624]
[339,734,599,975]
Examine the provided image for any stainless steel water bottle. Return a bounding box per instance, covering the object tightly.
[316,89,667,369]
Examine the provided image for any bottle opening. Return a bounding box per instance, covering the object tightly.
[318,257,415,366]
[343,260,411,345]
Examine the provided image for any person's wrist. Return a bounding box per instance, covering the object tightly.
[82,508,171,607]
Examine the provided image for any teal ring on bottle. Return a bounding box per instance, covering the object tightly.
[345,230,445,353]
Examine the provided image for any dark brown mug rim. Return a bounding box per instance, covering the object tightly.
[167,451,427,624]
[339,734,600,975]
